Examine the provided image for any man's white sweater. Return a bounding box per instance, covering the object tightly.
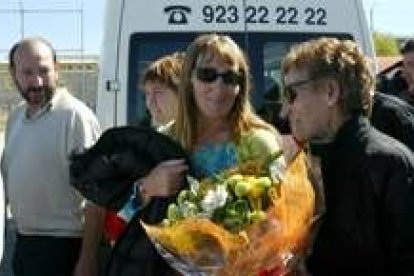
[1,88,100,236]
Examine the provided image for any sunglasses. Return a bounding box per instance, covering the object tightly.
[283,78,316,103]
[195,67,242,86]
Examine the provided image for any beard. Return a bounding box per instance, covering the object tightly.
[18,85,55,108]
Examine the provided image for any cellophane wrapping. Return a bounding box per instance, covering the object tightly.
[142,151,315,276]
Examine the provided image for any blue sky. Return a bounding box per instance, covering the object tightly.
[0,0,104,59]
[364,0,414,36]
[0,0,413,60]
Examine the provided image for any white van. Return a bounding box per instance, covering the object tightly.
[97,0,373,130]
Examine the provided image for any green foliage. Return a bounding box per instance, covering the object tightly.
[373,32,399,56]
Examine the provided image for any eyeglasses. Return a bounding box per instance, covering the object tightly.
[283,78,316,103]
[195,67,242,86]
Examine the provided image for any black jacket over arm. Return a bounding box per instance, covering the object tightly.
[70,126,189,276]
[307,116,414,276]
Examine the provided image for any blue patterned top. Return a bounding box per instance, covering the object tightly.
[190,142,238,178]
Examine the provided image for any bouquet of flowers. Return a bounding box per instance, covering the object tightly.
[142,150,315,275]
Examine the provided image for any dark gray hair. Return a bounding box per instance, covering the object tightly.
[400,39,414,55]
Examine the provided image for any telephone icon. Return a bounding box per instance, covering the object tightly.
[164,5,191,24]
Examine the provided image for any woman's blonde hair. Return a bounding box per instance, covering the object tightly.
[281,37,374,116]
[141,52,185,93]
[172,33,276,151]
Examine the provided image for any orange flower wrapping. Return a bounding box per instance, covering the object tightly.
[142,151,315,276]
[221,151,315,275]
[142,218,247,268]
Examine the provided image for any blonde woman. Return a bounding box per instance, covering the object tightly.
[140,33,283,198]
[171,33,282,178]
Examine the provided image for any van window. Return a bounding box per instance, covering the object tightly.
[127,32,352,126]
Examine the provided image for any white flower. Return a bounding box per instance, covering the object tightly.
[186,175,200,195]
[200,185,228,216]
[269,156,286,183]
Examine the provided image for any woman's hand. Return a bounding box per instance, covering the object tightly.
[140,159,188,199]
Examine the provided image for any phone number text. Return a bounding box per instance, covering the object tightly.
[202,5,327,26]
